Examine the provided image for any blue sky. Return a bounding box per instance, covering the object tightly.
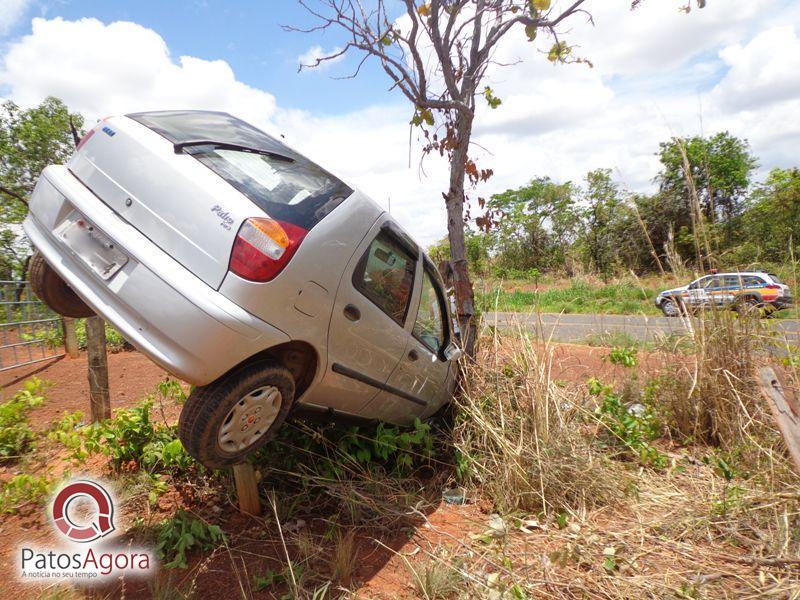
[0,0,798,244]
[3,0,399,115]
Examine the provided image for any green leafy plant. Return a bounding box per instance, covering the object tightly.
[0,473,52,514]
[58,401,195,473]
[47,410,88,462]
[607,346,637,368]
[0,377,48,459]
[157,378,187,404]
[589,378,666,468]
[155,510,226,569]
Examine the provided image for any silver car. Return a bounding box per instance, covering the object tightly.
[23,110,460,468]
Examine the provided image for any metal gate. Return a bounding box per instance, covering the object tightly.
[0,280,65,372]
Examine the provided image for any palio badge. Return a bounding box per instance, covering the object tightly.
[18,479,155,583]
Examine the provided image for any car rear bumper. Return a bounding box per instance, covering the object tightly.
[770,297,794,309]
[24,165,290,385]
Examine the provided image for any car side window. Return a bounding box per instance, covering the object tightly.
[353,231,416,326]
[744,275,764,287]
[413,268,446,354]
[723,275,740,288]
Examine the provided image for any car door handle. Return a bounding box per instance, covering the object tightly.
[343,304,361,322]
[408,349,419,361]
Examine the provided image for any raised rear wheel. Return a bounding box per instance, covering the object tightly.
[28,250,94,318]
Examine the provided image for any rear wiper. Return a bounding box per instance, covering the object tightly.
[173,140,294,162]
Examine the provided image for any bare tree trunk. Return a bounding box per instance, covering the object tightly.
[446,112,478,357]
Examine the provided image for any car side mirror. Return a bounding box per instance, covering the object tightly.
[443,342,463,362]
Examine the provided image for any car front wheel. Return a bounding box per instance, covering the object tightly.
[178,361,295,469]
[660,297,680,317]
[28,251,95,318]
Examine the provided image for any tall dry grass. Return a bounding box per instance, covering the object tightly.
[452,329,623,516]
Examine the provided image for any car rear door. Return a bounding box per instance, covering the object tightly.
[309,217,418,416]
[362,259,454,424]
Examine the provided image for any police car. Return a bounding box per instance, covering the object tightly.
[655,272,793,317]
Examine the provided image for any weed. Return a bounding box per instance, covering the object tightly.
[0,377,48,459]
[47,410,88,462]
[157,378,187,404]
[410,557,466,600]
[590,378,666,468]
[74,400,195,473]
[0,473,52,514]
[155,509,226,569]
[607,346,637,368]
[328,529,357,586]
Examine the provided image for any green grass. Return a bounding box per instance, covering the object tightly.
[477,282,661,315]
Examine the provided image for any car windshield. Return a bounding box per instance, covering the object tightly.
[128,111,352,230]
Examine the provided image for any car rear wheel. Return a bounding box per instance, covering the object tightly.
[660,297,680,317]
[178,361,295,468]
[28,251,95,318]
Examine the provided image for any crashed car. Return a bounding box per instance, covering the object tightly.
[23,110,461,468]
[654,271,792,317]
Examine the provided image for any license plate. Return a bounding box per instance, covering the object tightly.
[55,214,129,280]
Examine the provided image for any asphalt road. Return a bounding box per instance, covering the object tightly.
[484,311,800,345]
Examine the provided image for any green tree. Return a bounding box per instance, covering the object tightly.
[581,169,621,279]
[489,177,580,274]
[0,97,84,278]
[742,168,800,262]
[655,132,757,252]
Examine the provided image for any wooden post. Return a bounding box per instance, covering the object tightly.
[758,366,800,473]
[62,317,79,358]
[232,463,261,516]
[86,316,110,422]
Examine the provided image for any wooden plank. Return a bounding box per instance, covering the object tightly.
[62,317,79,358]
[758,366,800,473]
[86,316,110,422]
[233,463,261,516]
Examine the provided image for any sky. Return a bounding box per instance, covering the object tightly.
[0,0,799,245]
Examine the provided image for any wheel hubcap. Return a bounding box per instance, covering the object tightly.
[664,300,677,316]
[217,386,282,452]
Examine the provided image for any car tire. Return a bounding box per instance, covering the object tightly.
[178,360,295,469]
[28,251,95,318]
[660,297,680,317]
[735,296,762,318]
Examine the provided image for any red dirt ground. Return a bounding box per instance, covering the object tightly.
[0,344,677,599]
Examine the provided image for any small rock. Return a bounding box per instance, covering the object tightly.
[567,523,581,535]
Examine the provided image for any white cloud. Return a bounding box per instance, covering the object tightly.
[0,4,799,247]
[0,17,276,125]
[297,44,345,71]
[0,0,30,35]
[712,25,800,112]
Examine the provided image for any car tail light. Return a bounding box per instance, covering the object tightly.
[76,128,96,150]
[765,284,781,290]
[229,217,307,282]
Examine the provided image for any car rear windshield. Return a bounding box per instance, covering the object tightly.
[128,111,353,230]
[768,273,783,284]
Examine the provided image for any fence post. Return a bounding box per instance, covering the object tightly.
[232,463,261,516]
[62,318,79,358]
[86,316,110,422]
